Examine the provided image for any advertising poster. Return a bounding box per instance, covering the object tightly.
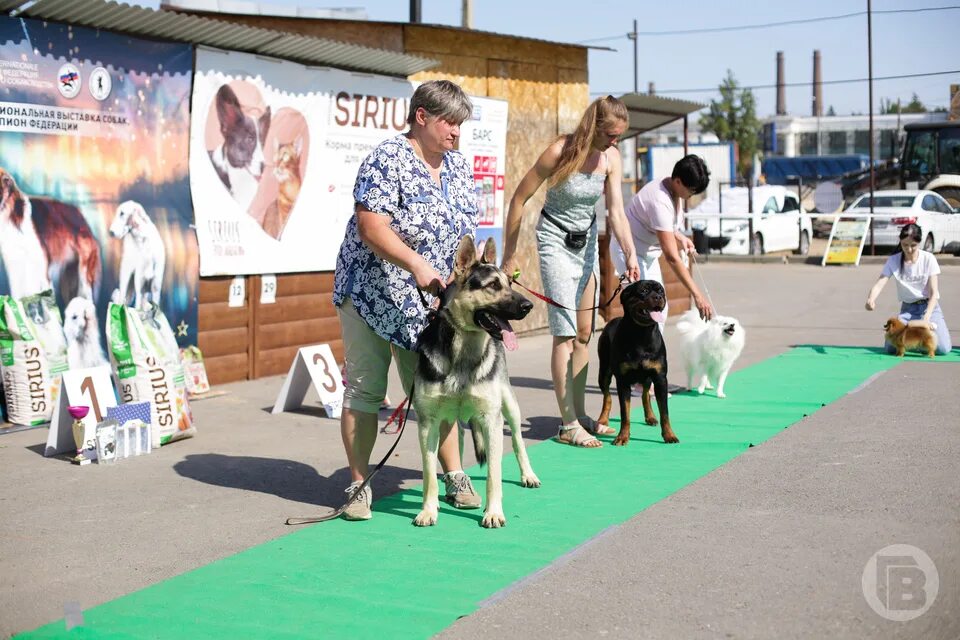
[823,216,870,266]
[459,97,508,254]
[191,47,416,275]
[0,17,198,403]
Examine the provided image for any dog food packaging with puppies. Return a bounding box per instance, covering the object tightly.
[0,292,67,425]
[107,303,195,446]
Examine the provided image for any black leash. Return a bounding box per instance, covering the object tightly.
[285,393,415,525]
[285,284,453,526]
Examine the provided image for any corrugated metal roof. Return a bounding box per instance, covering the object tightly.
[1,0,440,77]
[619,93,706,139]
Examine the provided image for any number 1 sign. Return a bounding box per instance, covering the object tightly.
[271,344,345,419]
[45,365,119,457]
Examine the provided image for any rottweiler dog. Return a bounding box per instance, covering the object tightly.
[596,280,678,445]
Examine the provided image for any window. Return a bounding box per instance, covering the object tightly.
[938,127,960,174]
[921,195,939,211]
[776,134,787,155]
[799,132,818,155]
[828,131,847,154]
[781,196,800,212]
[880,130,899,160]
[762,196,779,213]
[854,130,871,155]
[904,131,935,174]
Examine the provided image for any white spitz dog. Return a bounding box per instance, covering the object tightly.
[675,309,745,398]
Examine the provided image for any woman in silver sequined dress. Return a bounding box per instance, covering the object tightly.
[501,96,641,448]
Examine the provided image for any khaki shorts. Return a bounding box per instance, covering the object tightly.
[337,298,417,414]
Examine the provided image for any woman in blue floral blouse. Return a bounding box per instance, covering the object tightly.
[332,80,481,520]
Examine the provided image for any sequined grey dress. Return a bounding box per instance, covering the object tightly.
[536,160,606,336]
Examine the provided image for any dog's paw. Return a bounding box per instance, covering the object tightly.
[612,433,630,446]
[696,385,706,394]
[645,415,659,426]
[662,432,680,444]
[413,509,438,527]
[521,473,541,488]
[481,510,506,528]
[716,391,726,399]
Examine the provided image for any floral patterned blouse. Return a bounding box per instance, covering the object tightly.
[333,134,479,350]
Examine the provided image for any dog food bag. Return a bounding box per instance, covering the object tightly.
[0,295,57,425]
[107,303,195,447]
[180,345,211,396]
[21,289,68,390]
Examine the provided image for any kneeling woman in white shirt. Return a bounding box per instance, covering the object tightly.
[865,223,953,355]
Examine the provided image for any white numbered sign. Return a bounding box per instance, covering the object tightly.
[260,274,277,304]
[272,344,344,419]
[45,365,119,457]
[228,276,245,308]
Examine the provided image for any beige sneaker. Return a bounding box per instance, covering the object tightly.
[341,481,372,521]
[443,471,481,509]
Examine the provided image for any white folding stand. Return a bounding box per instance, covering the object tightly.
[45,365,118,457]
[271,344,345,419]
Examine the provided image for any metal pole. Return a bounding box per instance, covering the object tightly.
[629,19,638,93]
[410,0,421,23]
[868,0,876,255]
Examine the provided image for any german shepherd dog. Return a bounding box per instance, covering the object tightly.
[412,236,540,528]
[596,280,679,445]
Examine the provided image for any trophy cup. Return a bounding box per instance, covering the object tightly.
[68,405,91,466]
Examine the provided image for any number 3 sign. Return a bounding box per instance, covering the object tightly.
[45,365,119,457]
[271,344,345,418]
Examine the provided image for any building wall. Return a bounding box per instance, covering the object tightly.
[181,15,591,382]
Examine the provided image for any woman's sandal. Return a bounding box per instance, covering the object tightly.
[557,424,602,448]
[579,415,616,436]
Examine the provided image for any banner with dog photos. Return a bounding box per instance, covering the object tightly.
[191,47,419,276]
[0,16,198,423]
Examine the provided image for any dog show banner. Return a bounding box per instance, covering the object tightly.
[458,96,508,254]
[191,47,417,276]
[0,17,198,425]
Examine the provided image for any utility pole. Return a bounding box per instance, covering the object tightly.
[627,19,638,93]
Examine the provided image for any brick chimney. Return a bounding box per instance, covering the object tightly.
[812,50,823,117]
[776,51,786,115]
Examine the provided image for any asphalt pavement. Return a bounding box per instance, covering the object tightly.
[1,261,957,639]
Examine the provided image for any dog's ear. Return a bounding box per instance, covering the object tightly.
[454,235,477,277]
[480,237,497,265]
[215,85,242,132]
[259,107,272,146]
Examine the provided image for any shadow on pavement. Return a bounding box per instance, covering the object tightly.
[174,453,421,507]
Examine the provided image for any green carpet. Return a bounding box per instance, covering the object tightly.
[19,346,960,639]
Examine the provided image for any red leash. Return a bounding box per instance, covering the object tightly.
[511,271,628,312]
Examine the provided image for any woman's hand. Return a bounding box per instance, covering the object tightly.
[865,299,876,311]
[411,259,445,296]
[677,232,697,255]
[501,256,520,282]
[624,255,641,282]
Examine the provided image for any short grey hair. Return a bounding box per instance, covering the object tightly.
[406,80,473,127]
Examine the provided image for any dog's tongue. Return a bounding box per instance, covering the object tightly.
[649,310,665,323]
[493,316,519,351]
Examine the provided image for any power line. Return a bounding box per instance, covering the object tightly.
[576,5,960,43]
[590,69,960,97]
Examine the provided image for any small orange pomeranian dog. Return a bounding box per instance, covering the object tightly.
[883,318,937,358]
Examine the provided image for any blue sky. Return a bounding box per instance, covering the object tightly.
[157,0,960,117]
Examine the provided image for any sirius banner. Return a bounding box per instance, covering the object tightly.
[191,47,418,275]
[0,16,198,391]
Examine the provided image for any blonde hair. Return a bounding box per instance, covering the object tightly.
[549,95,628,187]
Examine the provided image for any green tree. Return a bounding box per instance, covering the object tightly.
[827,105,836,116]
[880,93,928,114]
[698,70,760,180]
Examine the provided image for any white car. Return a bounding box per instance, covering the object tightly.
[844,190,960,253]
[688,185,813,255]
